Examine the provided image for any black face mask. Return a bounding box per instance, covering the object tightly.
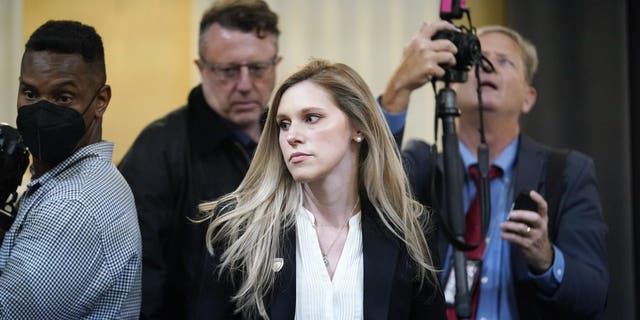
[17,98,93,165]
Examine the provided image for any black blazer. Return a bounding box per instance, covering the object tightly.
[190,196,446,319]
[401,134,608,319]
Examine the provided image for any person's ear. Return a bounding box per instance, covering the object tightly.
[195,59,205,74]
[94,85,111,118]
[521,85,537,114]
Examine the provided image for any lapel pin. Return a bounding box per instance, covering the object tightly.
[272,258,284,272]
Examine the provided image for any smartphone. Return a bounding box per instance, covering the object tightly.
[512,190,538,212]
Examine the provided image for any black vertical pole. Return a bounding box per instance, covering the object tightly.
[436,86,471,319]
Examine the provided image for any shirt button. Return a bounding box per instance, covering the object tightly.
[556,269,563,276]
[485,237,490,243]
[481,276,488,284]
[480,317,488,320]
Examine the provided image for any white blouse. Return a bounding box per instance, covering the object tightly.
[295,207,364,320]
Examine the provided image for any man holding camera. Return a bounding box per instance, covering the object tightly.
[380,22,608,319]
[0,20,142,318]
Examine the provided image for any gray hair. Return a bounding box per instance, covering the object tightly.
[478,25,538,83]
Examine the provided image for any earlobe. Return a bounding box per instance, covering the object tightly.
[353,131,364,143]
[521,86,537,114]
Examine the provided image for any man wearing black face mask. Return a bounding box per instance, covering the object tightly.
[17,87,102,167]
[0,20,142,318]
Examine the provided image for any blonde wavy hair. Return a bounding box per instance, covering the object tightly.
[199,59,437,319]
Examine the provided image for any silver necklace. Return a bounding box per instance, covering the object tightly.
[319,199,360,267]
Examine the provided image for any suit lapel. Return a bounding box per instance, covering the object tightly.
[512,134,546,196]
[510,134,546,279]
[362,198,398,320]
[268,225,296,320]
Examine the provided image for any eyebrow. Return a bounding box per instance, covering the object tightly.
[496,53,514,59]
[276,106,324,118]
[18,79,33,89]
[19,78,80,91]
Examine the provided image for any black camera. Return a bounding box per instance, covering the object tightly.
[432,29,481,83]
[0,124,29,231]
[433,0,483,83]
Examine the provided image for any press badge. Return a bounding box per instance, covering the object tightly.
[443,259,482,305]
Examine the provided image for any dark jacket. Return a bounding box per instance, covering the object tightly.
[190,195,446,319]
[118,85,253,319]
[401,134,609,319]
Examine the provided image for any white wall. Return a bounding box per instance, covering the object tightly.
[0,0,23,126]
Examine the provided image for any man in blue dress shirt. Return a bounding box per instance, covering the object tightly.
[380,22,608,319]
[0,20,142,319]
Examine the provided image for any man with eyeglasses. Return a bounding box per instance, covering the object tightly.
[118,1,280,319]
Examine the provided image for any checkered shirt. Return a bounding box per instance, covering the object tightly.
[0,142,142,319]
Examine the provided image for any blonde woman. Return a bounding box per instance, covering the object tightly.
[197,59,445,319]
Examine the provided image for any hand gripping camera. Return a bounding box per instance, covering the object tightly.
[0,124,30,231]
[432,0,482,83]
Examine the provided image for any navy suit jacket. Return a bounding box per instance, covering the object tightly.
[401,134,609,319]
[190,196,446,319]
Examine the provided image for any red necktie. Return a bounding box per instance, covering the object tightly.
[447,164,502,320]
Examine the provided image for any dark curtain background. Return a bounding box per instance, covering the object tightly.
[631,1,640,318]
[507,1,636,319]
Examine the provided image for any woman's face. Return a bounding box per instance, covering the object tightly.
[276,80,360,184]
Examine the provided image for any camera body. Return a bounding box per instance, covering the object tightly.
[432,29,482,83]
[0,124,30,230]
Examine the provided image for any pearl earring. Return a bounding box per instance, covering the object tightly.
[354,136,363,143]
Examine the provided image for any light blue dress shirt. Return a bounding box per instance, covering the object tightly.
[383,108,565,320]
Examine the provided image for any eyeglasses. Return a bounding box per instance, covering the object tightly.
[201,56,280,82]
